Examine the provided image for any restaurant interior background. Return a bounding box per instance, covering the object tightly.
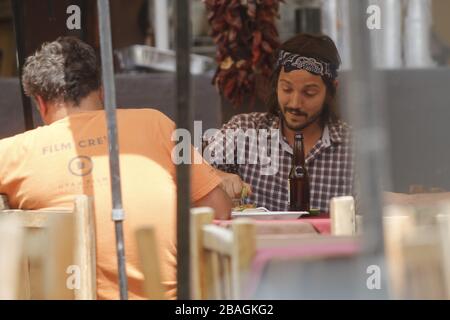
[1,0,450,299]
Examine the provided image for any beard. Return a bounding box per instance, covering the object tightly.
[278,106,323,132]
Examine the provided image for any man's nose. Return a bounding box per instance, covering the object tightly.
[288,92,303,109]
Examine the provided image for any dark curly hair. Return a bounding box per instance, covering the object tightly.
[267,33,341,124]
[22,36,101,106]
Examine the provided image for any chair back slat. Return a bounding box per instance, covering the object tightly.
[0,195,96,300]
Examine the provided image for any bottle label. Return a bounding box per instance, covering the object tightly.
[295,167,305,177]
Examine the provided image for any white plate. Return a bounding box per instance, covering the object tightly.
[231,211,308,220]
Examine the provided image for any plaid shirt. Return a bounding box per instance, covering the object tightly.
[203,112,354,212]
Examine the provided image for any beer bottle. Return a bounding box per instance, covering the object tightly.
[289,133,310,211]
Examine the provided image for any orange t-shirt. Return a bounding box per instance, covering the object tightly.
[0,108,222,299]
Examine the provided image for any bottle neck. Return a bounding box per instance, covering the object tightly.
[293,136,306,166]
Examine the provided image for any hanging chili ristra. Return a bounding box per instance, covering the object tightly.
[205,0,283,108]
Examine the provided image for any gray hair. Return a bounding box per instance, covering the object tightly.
[22,36,101,106]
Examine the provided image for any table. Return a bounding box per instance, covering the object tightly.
[215,212,331,235]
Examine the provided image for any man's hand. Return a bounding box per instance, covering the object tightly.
[215,170,252,200]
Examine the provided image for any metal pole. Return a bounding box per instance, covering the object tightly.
[175,0,192,300]
[340,0,391,299]
[11,0,34,130]
[97,0,128,300]
[346,0,389,260]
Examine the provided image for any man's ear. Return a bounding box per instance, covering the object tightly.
[35,95,48,116]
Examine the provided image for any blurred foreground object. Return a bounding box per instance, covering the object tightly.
[0,212,23,299]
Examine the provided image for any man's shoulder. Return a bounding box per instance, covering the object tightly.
[0,126,43,144]
[0,126,43,158]
[118,108,174,126]
[225,112,277,129]
[328,119,352,144]
[119,107,168,118]
[336,119,352,135]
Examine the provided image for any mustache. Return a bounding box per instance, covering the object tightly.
[284,107,308,117]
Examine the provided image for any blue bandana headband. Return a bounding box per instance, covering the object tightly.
[276,50,338,80]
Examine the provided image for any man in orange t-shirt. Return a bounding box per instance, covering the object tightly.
[0,37,231,299]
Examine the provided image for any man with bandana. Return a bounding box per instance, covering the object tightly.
[204,33,353,212]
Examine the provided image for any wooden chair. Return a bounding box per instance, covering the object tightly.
[0,194,96,300]
[191,207,256,300]
[135,226,165,299]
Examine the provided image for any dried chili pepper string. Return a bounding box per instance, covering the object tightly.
[205,0,283,108]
